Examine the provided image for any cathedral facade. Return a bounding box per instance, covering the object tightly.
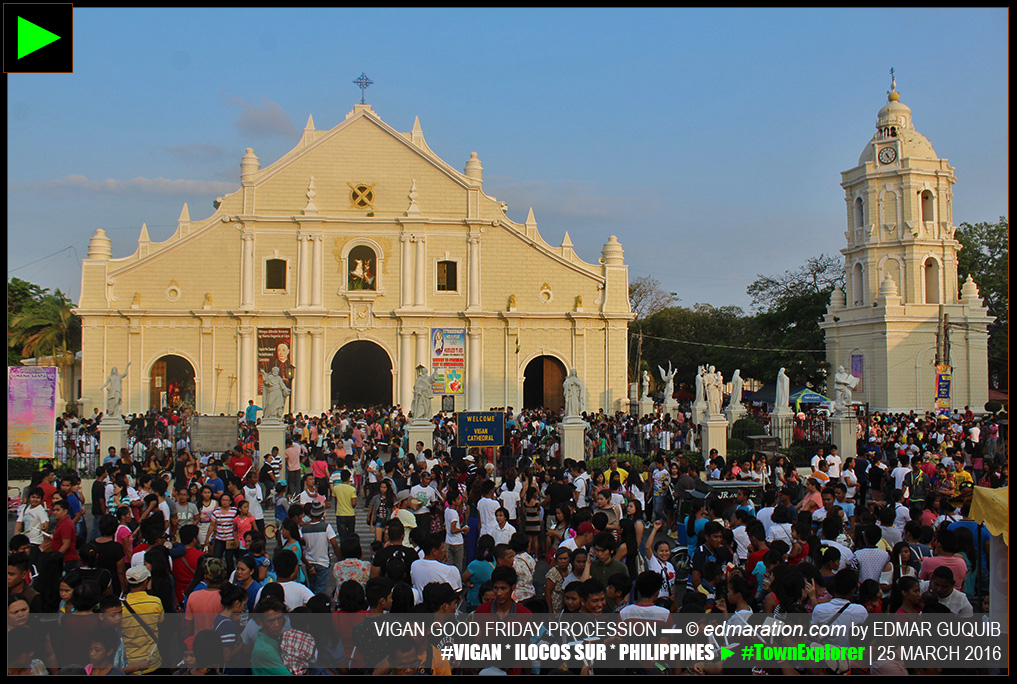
[76,104,632,417]
[821,84,992,413]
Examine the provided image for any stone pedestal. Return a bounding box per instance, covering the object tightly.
[831,415,856,458]
[663,400,679,418]
[561,418,586,463]
[99,415,129,460]
[770,410,794,449]
[638,397,653,418]
[691,400,706,426]
[406,420,434,455]
[726,404,746,437]
[258,418,287,472]
[701,415,729,459]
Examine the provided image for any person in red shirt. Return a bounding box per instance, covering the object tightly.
[51,499,80,570]
[172,525,206,605]
[38,468,58,512]
[227,447,254,482]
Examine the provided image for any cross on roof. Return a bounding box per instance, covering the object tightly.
[353,72,373,105]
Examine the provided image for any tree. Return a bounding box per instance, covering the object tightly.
[7,283,81,410]
[955,217,1008,390]
[746,255,843,391]
[629,275,679,320]
[746,253,843,311]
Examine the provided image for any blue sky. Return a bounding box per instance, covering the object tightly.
[7,8,1008,309]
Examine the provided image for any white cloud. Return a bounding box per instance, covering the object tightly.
[227,95,298,139]
[18,175,237,195]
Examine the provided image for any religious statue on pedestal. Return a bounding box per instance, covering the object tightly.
[261,366,290,420]
[563,368,584,418]
[101,363,131,417]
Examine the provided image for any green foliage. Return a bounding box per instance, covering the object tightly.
[727,438,749,458]
[955,217,1008,391]
[731,418,767,443]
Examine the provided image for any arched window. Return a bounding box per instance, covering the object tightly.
[347,245,377,291]
[265,258,287,291]
[854,197,864,229]
[924,258,940,304]
[852,262,865,306]
[436,260,458,292]
[920,190,934,224]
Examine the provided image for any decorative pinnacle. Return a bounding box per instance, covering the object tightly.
[353,73,373,105]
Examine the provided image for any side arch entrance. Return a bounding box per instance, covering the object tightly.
[330,341,393,408]
[150,354,196,410]
[522,355,566,412]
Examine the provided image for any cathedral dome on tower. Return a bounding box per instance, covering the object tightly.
[858,86,937,165]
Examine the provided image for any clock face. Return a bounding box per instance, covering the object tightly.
[878,146,897,164]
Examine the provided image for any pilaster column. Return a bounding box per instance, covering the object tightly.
[399,331,413,408]
[310,329,323,414]
[416,329,429,374]
[311,235,323,308]
[239,325,254,406]
[414,235,426,308]
[467,232,481,310]
[400,234,413,308]
[468,329,482,410]
[297,235,311,308]
[294,329,309,414]
[241,233,255,310]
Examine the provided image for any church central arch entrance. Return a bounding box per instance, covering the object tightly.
[330,341,393,408]
[150,355,196,411]
[522,355,566,412]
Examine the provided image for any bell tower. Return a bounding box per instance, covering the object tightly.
[821,76,992,413]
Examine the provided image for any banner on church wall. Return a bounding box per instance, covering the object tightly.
[258,328,294,394]
[850,354,864,393]
[935,364,952,417]
[7,366,57,459]
[431,328,465,395]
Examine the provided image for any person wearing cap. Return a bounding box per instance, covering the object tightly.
[122,564,164,674]
[185,556,228,637]
[301,500,340,596]
[559,521,596,552]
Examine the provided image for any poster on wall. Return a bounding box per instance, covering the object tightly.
[7,367,57,459]
[850,354,864,393]
[431,328,465,395]
[935,364,952,417]
[258,328,294,394]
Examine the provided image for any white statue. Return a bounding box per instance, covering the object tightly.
[641,370,651,400]
[564,368,584,417]
[775,367,790,414]
[658,362,676,405]
[411,366,438,421]
[730,369,743,409]
[833,365,860,416]
[694,365,706,405]
[100,363,131,416]
[261,366,290,420]
[705,365,724,418]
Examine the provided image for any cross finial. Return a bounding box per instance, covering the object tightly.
[353,72,373,105]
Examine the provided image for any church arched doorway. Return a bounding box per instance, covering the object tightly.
[330,341,393,408]
[522,355,567,412]
[150,354,196,410]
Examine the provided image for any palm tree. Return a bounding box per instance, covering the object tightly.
[8,292,81,413]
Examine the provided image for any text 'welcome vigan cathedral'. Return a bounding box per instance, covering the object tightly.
[821,78,992,413]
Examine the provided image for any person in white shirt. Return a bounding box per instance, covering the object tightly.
[491,508,516,546]
[410,533,463,594]
[810,569,869,647]
[825,446,842,481]
[477,481,500,537]
[922,566,973,618]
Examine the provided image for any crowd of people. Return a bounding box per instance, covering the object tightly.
[8,401,1007,674]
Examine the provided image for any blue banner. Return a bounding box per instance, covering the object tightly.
[456,411,504,447]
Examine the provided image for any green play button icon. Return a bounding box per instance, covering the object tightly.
[17,16,60,59]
